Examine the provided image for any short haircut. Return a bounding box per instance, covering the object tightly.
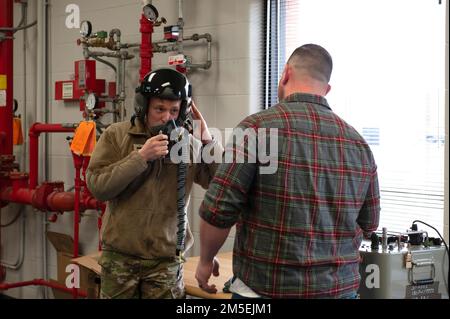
[288,44,333,83]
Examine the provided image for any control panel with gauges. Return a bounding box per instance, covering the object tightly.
[358,224,449,299]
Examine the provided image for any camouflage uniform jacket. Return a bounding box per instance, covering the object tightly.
[86,119,221,259]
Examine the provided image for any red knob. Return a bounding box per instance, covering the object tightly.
[48,213,58,223]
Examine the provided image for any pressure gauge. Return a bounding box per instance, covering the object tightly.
[86,92,97,110]
[143,4,159,22]
[80,20,92,37]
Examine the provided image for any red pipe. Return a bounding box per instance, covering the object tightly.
[0,0,17,284]
[29,123,76,189]
[0,0,14,156]
[0,187,34,205]
[139,14,153,81]
[0,279,87,298]
[0,186,102,212]
[0,0,100,293]
[46,191,75,211]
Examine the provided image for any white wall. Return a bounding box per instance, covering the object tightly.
[2,0,263,298]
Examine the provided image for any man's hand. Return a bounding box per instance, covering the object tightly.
[190,101,213,145]
[138,134,169,161]
[195,257,220,294]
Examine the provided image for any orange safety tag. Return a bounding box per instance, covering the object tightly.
[13,117,24,145]
[70,121,97,156]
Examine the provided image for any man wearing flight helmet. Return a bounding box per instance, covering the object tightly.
[86,68,222,299]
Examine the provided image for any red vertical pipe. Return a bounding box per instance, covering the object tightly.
[0,0,13,286]
[29,123,75,189]
[29,129,38,188]
[139,14,153,81]
[0,0,14,156]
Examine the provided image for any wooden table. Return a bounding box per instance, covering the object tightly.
[183,251,233,299]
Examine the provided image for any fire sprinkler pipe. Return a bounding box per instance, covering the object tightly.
[139,12,153,81]
[0,279,88,298]
[0,166,104,298]
[177,0,184,55]
[0,0,14,157]
[0,183,103,212]
[149,0,211,72]
[0,182,102,298]
[1,122,105,213]
[0,0,13,283]
[29,123,77,189]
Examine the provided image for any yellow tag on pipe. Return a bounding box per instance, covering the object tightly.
[70,121,97,156]
[0,75,6,90]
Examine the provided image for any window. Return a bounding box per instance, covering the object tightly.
[265,0,446,235]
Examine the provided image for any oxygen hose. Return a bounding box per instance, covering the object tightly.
[176,162,187,255]
[176,129,189,256]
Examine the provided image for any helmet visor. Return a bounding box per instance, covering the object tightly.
[140,69,191,100]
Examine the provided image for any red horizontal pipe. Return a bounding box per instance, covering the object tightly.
[29,123,77,135]
[46,191,75,211]
[85,197,106,211]
[0,186,34,205]
[0,186,103,212]
[29,123,76,189]
[0,279,87,297]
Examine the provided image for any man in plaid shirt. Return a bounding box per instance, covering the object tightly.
[195,44,380,298]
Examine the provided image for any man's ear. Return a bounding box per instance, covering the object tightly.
[280,65,290,85]
[325,84,331,95]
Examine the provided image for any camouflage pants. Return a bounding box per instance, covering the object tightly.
[99,250,185,299]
